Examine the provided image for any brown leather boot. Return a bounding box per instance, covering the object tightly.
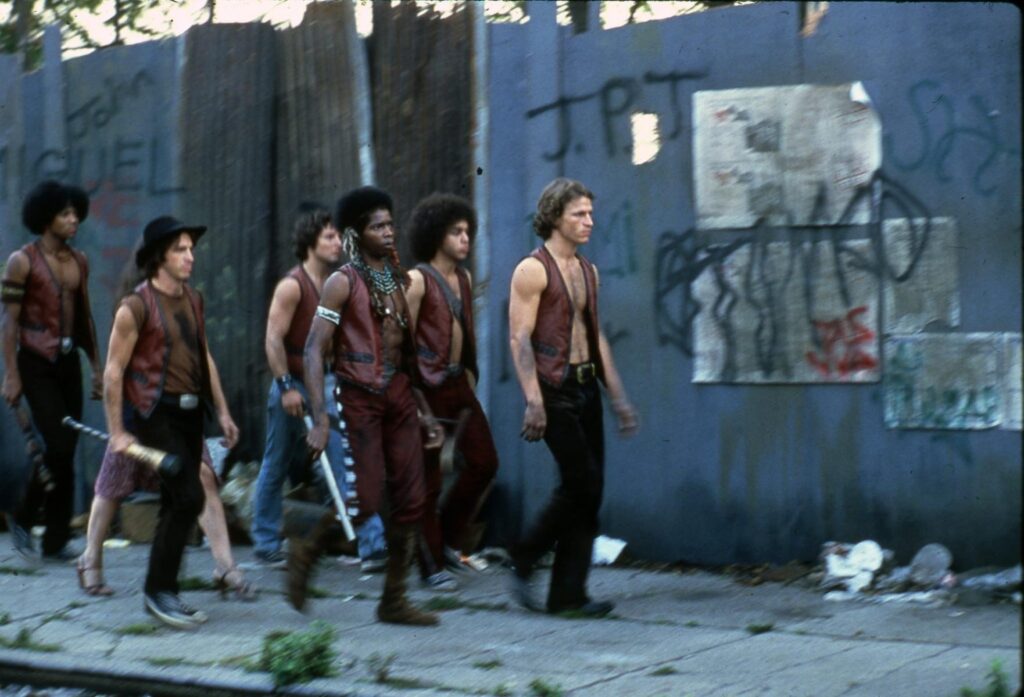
[286,512,338,611]
[376,523,439,626]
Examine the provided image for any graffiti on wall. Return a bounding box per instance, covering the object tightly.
[884,333,1021,430]
[654,171,943,383]
[884,80,1021,196]
[525,68,707,163]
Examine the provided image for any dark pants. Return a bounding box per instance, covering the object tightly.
[513,378,604,612]
[420,372,498,572]
[134,401,204,596]
[14,349,83,555]
[339,372,425,526]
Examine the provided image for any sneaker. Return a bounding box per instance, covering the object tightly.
[443,546,488,573]
[41,544,79,564]
[508,566,544,612]
[422,570,459,592]
[252,549,288,569]
[551,599,615,618]
[178,598,208,624]
[144,593,199,629]
[359,550,387,574]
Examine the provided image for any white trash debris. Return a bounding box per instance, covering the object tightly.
[910,543,953,587]
[592,535,627,565]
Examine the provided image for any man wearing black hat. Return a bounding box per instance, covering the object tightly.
[1,180,101,561]
[302,186,444,625]
[102,215,239,629]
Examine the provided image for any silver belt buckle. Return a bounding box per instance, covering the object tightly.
[179,394,199,410]
[59,337,73,354]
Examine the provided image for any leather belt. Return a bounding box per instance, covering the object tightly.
[569,362,596,384]
[161,393,200,410]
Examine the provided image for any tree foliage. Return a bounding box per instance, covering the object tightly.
[1,0,166,70]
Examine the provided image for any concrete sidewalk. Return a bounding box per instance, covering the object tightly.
[0,533,1019,697]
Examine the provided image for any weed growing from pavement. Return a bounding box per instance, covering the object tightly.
[0,612,10,625]
[529,678,564,696]
[473,658,503,670]
[178,576,216,591]
[960,660,1012,697]
[650,665,680,676]
[0,565,40,576]
[746,622,774,635]
[368,652,396,682]
[116,623,161,636]
[0,627,61,652]
[41,608,73,625]
[685,619,699,627]
[260,621,337,687]
[492,684,513,696]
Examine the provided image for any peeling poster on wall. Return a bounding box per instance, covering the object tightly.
[884,333,1022,430]
[693,238,880,384]
[693,82,881,229]
[883,217,961,334]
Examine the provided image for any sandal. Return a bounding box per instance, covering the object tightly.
[76,557,114,597]
[213,565,259,602]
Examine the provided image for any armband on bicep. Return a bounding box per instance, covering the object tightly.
[316,305,341,326]
[1,281,26,304]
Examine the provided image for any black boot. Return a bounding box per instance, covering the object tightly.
[286,511,339,611]
[376,523,439,626]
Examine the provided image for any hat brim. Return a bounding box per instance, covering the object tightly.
[135,224,208,268]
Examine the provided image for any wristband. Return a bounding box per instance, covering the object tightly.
[276,375,296,393]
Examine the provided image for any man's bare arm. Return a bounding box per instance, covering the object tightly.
[103,304,140,453]
[509,257,547,441]
[593,266,638,437]
[206,348,240,448]
[304,271,349,454]
[405,268,425,333]
[265,277,304,416]
[1,251,29,404]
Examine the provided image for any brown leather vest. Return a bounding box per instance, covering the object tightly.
[331,265,413,393]
[282,265,320,379]
[530,245,604,387]
[124,281,212,417]
[414,265,477,387]
[18,241,98,363]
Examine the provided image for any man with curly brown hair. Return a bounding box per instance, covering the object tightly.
[507,178,639,617]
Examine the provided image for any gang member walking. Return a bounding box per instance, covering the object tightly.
[103,216,239,629]
[252,202,386,569]
[405,193,498,590]
[303,186,444,625]
[507,178,639,617]
[1,181,101,560]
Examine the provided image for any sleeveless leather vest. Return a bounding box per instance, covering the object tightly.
[18,241,98,363]
[414,265,477,387]
[124,281,212,417]
[529,245,604,387]
[282,265,320,379]
[331,264,413,393]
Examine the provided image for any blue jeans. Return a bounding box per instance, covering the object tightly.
[251,375,385,558]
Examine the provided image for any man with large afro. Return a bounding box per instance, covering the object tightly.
[2,180,102,562]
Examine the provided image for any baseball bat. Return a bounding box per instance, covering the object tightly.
[9,398,54,492]
[61,417,181,476]
[303,415,356,542]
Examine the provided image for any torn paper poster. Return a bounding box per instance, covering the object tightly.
[693,82,881,229]
[692,237,879,383]
[883,217,961,334]
[884,333,1015,430]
